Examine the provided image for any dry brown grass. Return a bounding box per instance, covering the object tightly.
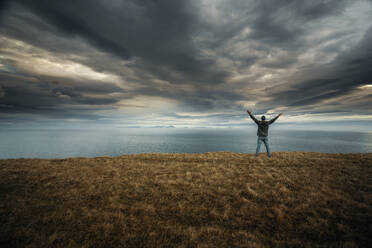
[0,152,371,247]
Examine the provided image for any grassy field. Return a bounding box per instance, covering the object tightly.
[0,152,371,247]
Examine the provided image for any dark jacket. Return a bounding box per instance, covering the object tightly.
[249,113,279,137]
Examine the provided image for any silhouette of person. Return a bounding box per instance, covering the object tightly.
[247,110,282,157]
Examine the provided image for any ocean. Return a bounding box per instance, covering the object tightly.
[1,128,372,159]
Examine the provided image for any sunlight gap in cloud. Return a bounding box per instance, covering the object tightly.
[0,36,121,83]
[358,84,372,89]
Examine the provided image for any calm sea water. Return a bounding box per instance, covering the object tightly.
[1,128,372,159]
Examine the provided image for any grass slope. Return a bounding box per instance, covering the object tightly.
[0,152,371,247]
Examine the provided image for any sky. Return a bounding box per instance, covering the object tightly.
[0,0,372,129]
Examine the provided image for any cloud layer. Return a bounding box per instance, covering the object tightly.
[1,0,372,127]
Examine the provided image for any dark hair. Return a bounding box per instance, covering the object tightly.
[261,115,266,120]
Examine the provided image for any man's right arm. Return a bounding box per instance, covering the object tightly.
[247,110,259,124]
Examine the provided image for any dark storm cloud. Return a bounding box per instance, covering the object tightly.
[0,0,10,16]
[258,27,372,112]
[2,0,229,85]
[0,71,123,119]
[0,0,372,125]
[201,0,351,51]
[260,56,298,69]
[17,0,130,58]
[249,0,350,47]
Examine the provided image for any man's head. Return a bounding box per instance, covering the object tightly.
[261,115,266,121]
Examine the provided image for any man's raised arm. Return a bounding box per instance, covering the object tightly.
[268,113,282,124]
[247,110,260,125]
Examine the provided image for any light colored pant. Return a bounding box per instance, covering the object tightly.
[256,136,270,157]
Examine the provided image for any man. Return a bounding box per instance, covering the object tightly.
[247,110,282,157]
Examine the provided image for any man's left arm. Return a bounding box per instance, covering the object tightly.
[269,113,282,124]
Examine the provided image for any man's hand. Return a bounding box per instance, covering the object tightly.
[247,110,251,114]
[278,113,282,117]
